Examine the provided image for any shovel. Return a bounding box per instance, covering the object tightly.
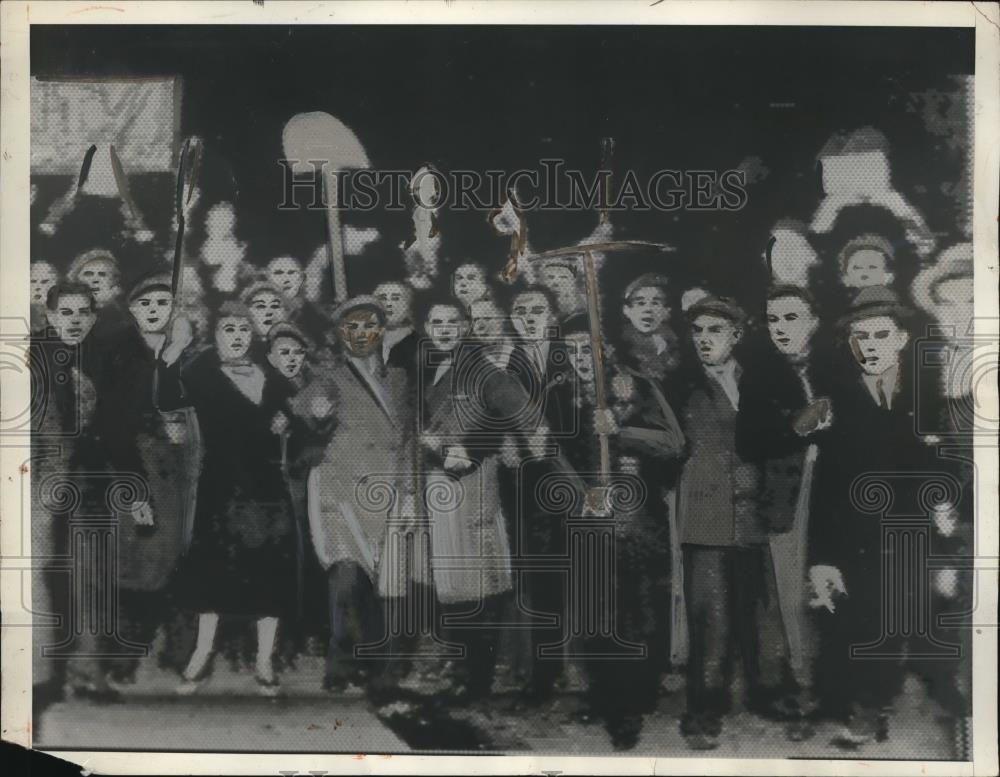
[282,112,371,302]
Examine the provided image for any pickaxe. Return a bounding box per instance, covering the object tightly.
[526,239,673,492]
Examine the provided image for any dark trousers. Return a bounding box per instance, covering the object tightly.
[325,561,385,682]
[441,593,507,697]
[682,544,791,718]
[812,591,906,718]
[583,532,671,724]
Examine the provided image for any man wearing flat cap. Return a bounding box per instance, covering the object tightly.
[808,284,958,747]
[94,271,201,684]
[306,295,421,696]
[676,291,793,749]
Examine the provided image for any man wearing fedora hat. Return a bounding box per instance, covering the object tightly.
[807,284,946,747]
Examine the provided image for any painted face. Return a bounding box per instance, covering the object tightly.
[215,315,253,361]
[691,313,741,366]
[623,286,669,334]
[452,264,488,308]
[843,249,893,289]
[933,276,975,340]
[511,292,555,342]
[337,309,383,357]
[766,295,818,357]
[541,264,579,313]
[47,293,96,345]
[374,282,412,328]
[267,335,306,378]
[248,291,286,335]
[129,290,174,333]
[30,262,58,306]
[77,259,120,305]
[470,299,506,338]
[266,257,303,299]
[566,333,595,383]
[425,304,468,352]
[849,315,908,375]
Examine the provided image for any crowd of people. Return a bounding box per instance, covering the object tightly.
[29,142,976,753]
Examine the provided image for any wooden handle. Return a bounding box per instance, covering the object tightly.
[582,250,611,484]
[323,174,349,303]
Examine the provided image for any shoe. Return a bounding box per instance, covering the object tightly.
[255,672,281,698]
[608,715,642,751]
[175,654,214,696]
[71,683,123,705]
[322,675,348,694]
[680,712,721,748]
[751,694,803,723]
[830,713,876,750]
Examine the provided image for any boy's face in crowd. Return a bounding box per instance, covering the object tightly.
[268,335,306,378]
[766,295,818,358]
[374,282,412,328]
[842,249,893,289]
[215,316,253,361]
[425,304,468,352]
[31,262,58,306]
[337,309,383,357]
[78,259,120,305]
[470,299,506,338]
[267,257,303,299]
[453,264,488,308]
[541,264,580,314]
[623,286,669,334]
[248,291,286,335]
[511,292,555,342]
[47,293,97,345]
[691,313,740,366]
[933,276,975,340]
[566,332,595,383]
[129,290,174,334]
[849,315,908,375]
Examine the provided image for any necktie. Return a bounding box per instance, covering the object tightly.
[876,377,889,409]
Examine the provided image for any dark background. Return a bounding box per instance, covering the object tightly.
[30,24,975,326]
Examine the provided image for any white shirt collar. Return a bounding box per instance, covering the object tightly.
[704,359,740,410]
[382,326,412,361]
[861,363,900,409]
[433,359,453,386]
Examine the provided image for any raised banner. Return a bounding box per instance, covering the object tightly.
[30,77,181,174]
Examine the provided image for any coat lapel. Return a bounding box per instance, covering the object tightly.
[346,357,395,422]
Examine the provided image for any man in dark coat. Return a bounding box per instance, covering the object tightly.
[95,273,201,683]
[808,285,946,748]
[736,285,837,734]
[31,281,121,709]
[505,285,581,705]
[559,325,686,750]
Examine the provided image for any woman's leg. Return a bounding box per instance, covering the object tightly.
[255,616,279,680]
[182,612,219,679]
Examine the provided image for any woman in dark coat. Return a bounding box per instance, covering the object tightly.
[155,300,299,696]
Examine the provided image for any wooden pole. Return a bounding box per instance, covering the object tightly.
[323,173,349,303]
[582,249,611,486]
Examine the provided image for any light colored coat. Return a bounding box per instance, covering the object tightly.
[306,356,426,597]
[421,367,512,605]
